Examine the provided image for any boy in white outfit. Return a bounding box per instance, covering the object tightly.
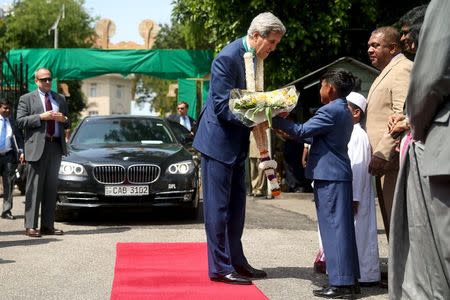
[347,92,381,286]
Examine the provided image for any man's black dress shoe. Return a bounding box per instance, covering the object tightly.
[313,286,355,299]
[1,212,15,220]
[40,227,64,235]
[210,272,252,285]
[234,264,267,278]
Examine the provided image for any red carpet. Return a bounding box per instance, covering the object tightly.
[110,242,268,300]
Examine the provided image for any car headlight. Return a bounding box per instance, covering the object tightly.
[59,161,87,176]
[167,160,194,174]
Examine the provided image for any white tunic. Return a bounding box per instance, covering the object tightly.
[348,123,380,282]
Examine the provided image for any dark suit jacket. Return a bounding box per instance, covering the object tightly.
[273,98,353,181]
[16,89,70,161]
[167,114,197,133]
[193,38,250,164]
[406,0,450,177]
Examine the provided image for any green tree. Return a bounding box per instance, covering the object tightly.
[172,0,429,89]
[105,0,431,118]
[131,24,181,116]
[0,0,96,126]
[133,74,174,115]
[134,21,205,116]
[58,80,86,129]
[1,0,95,48]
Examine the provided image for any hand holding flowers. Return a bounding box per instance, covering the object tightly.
[235,48,299,197]
[229,85,299,127]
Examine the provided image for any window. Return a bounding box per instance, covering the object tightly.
[116,85,123,99]
[90,83,97,97]
[72,118,175,146]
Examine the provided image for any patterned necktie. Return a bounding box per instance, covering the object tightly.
[45,92,55,136]
[0,118,6,151]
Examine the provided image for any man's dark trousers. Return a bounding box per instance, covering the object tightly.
[0,151,17,215]
[201,154,248,277]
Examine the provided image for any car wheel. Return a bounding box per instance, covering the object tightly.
[186,204,200,220]
[185,185,201,219]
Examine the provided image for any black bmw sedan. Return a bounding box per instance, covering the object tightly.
[56,115,200,219]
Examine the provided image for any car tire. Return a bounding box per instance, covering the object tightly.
[185,185,201,219]
[186,205,200,220]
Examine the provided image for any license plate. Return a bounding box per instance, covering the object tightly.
[105,185,149,196]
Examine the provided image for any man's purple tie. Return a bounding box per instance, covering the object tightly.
[45,92,55,136]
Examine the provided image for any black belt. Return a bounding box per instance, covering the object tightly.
[45,136,61,142]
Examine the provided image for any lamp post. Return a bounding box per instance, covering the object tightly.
[48,4,65,48]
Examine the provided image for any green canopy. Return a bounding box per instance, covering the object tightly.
[178,79,210,119]
[4,48,214,91]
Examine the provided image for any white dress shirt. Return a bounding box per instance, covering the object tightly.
[180,115,191,132]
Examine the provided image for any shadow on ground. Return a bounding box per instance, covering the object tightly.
[56,206,205,228]
[0,237,60,248]
[264,266,388,297]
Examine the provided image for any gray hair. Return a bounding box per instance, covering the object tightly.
[247,12,286,38]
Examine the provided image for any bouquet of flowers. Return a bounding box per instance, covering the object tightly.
[229,85,299,128]
[232,50,298,197]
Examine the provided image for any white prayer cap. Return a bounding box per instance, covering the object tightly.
[347,92,367,113]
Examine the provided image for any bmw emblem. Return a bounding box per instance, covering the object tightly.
[123,157,129,161]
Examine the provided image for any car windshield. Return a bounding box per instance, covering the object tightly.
[71,118,175,146]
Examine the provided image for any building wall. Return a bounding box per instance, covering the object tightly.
[81,74,133,117]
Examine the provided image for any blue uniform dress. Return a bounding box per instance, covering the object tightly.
[273,98,360,286]
[193,38,252,277]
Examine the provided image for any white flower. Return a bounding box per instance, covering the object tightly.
[259,159,278,170]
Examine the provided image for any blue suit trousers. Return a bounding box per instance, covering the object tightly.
[201,154,248,277]
[314,180,360,285]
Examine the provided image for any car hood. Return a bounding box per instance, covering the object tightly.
[64,143,191,165]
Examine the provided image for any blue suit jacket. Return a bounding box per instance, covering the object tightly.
[193,38,250,164]
[273,98,353,181]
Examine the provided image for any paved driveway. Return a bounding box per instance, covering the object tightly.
[0,190,388,299]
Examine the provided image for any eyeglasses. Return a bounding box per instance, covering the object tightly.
[177,107,186,110]
[37,77,52,83]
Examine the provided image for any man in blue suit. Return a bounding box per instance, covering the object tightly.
[193,12,285,285]
[273,69,360,298]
